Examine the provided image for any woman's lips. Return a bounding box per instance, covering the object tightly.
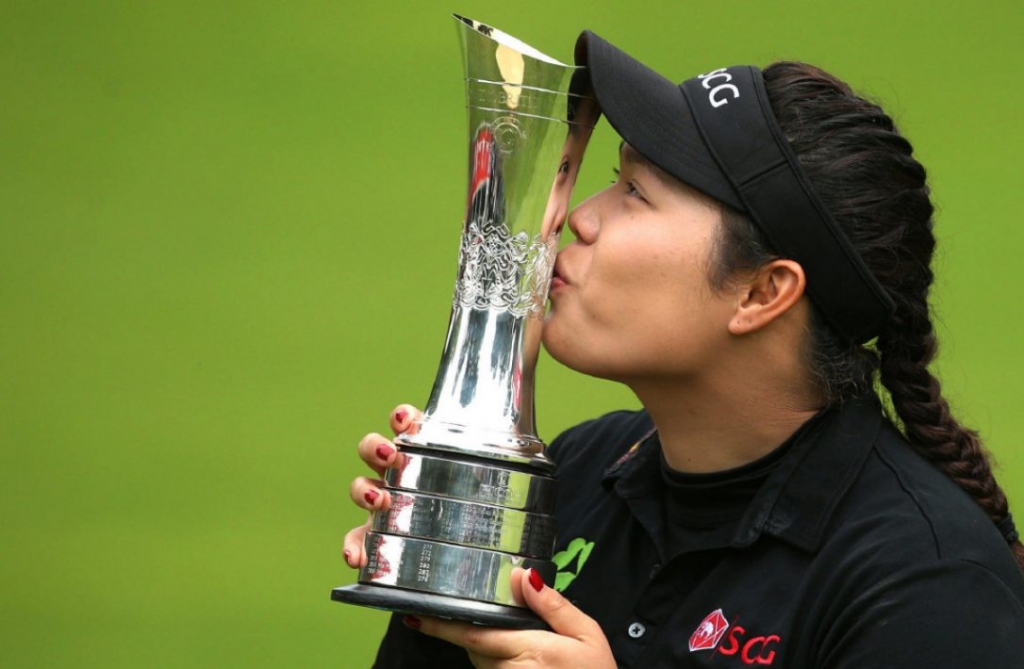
[550,264,569,291]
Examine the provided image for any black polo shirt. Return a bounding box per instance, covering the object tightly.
[371,397,1024,667]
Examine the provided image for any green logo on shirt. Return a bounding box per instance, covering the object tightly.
[552,537,595,592]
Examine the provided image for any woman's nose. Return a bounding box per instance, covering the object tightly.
[567,195,600,244]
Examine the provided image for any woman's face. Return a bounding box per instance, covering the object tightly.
[543,143,741,383]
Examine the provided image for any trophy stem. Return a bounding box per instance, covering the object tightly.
[400,304,550,469]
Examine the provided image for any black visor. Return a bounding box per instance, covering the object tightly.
[575,31,895,344]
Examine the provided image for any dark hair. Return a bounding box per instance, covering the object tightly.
[710,61,1024,569]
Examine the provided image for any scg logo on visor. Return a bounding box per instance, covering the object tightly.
[699,68,740,108]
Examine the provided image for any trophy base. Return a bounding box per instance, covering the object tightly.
[331,584,548,630]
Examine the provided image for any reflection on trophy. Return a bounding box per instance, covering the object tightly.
[331,16,597,627]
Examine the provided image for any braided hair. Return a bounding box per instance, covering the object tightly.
[710,61,1023,569]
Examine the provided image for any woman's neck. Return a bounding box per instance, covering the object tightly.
[630,360,822,474]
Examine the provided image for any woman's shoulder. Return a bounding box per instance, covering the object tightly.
[829,418,1023,591]
[782,412,1024,662]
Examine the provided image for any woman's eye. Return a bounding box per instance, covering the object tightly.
[559,159,570,175]
[625,181,646,202]
[612,166,645,201]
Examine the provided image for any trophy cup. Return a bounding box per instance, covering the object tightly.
[331,16,597,628]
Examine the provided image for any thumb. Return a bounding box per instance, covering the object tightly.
[520,567,604,641]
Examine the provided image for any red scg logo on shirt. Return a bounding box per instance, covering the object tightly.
[690,609,781,665]
[689,608,729,651]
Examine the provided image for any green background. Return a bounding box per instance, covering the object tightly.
[2,1,1021,666]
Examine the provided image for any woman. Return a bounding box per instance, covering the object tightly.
[343,30,1024,668]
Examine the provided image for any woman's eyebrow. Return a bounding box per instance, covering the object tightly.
[620,141,679,189]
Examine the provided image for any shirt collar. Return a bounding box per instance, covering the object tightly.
[602,395,885,552]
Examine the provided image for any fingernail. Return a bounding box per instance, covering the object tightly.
[528,568,545,592]
[364,489,380,505]
[394,409,408,424]
[402,615,422,630]
[344,550,352,565]
[375,443,394,461]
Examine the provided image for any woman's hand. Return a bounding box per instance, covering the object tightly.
[406,567,616,669]
[342,404,421,568]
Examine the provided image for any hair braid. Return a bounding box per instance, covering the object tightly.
[716,61,1024,568]
[877,280,1024,568]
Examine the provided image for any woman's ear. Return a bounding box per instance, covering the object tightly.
[728,259,807,335]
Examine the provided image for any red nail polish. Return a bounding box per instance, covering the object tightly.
[403,615,422,630]
[394,409,408,424]
[376,443,394,461]
[528,568,545,592]
[364,489,380,505]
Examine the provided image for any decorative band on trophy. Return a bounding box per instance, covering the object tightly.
[359,534,557,608]
[384,451,557,511]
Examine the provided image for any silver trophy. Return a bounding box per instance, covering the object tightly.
[331,16,597,627]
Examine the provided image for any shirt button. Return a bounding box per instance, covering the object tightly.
[628,622,646,639]
[649,563,662,579]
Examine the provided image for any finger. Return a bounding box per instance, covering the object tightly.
[389,404,422,435]
[349,475,392,511]
[357,432,398,476]
[342,519,371,569]
[519,568,606,643]
[410,616,536,661]
[510,566,527,607]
